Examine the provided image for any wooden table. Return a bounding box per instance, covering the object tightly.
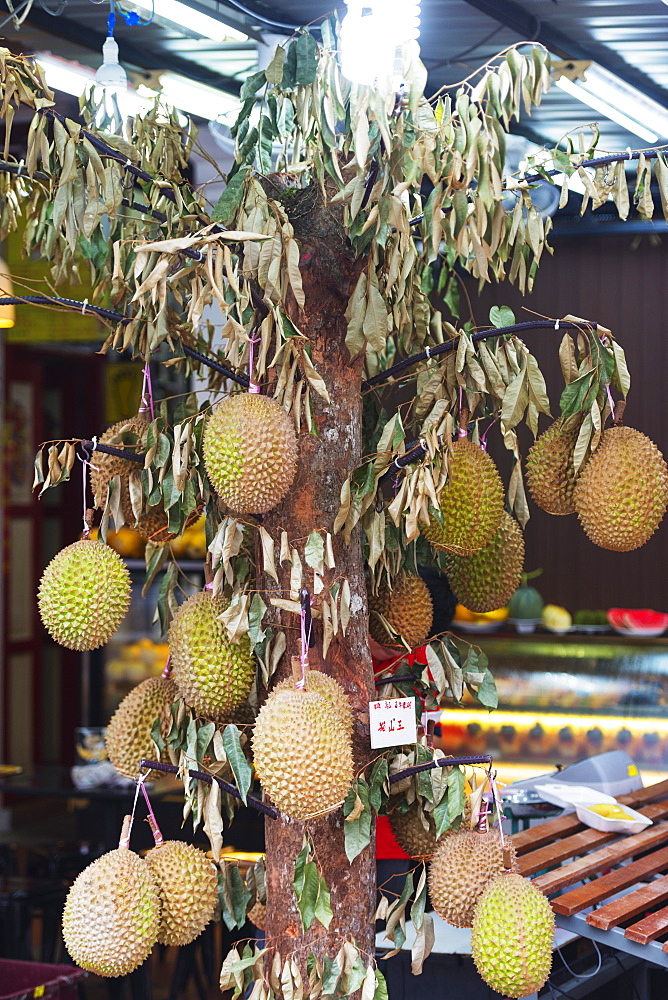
[511,776,668,969]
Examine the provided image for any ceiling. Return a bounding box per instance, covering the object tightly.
[2,0,668,229]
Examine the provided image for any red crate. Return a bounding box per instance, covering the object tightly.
[0,960,86,1000]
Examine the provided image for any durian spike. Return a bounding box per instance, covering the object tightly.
[119,814,132,849]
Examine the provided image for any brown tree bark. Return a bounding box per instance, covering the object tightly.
[259,182,377,970]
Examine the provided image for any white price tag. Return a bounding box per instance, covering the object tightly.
[369,697,417,748]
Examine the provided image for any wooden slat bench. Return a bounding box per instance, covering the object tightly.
[509,776,668,969]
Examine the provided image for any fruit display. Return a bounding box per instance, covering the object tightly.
[444,512,524,613]
[526,417,581,515]
[145,840,218,946]
[105,676,177,780]
[471,872,555,998]
[574,426,668,552]
[203,393,299,513]
[541,604,572,632]
[428,829,518,927]
[368,570,433,649]
[252,683,354,821]
[508,572,544,621]
[38,539,131,651]
[62,840,161,977]
[168,591,256,721]
[170,514,207,560]
[105,639,171,685]
[421,441,504,555]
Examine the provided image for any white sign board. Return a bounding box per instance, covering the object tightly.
[369,697,417,748]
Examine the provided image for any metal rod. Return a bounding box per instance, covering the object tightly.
[389,754,493,783]
[140,759,279,818]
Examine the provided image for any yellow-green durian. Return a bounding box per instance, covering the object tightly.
[574,425,668,551]
[38,538,131,650]
[368,571,433,650]
[421,441,504,556]
[274,671,353,739]
[62,846,161,977]
[444,512,524,613]
[145,840,218,946]
[203,393,298,513]
[252,687,354,820]
[105,676,178,780]
[471,872,555,998]
[169,591,255,721]
[428,829,518,928]
[526,418,581,515]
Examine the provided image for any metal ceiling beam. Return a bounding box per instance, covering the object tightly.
[460,0,668,109]
[23,6,242,96]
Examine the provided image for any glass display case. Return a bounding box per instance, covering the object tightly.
[439,633,668,784]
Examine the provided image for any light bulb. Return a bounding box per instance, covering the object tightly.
[96,36,127,92]
[340,0,421,88]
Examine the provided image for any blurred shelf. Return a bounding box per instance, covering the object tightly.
[123,559,205,572]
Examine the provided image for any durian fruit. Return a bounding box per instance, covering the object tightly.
[428,829,518,928]
[526,418,581,515]
[574,425,668,551]
[421,441,504,556]
[389,795,473,859]
[169,591,255,721]
[471,872,555,998]
[105,676,178,780]
[368,571,433,649]
[90,417,170,540]
[145,840,218,946]
[252,687,354,820]
[444,512,524,613]
[38,538,131,650]
[247,901,266,930]
[62,843,161,976]
[204,393,299,514]
[274,671,353,739]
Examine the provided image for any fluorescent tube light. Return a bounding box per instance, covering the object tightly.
[555,75,658,144]
[127,0,248,42]
[35,53,95,96]
[340,0,420,86]
[579,63,668,140]
[155,73,240,121]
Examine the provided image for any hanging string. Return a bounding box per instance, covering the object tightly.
[118,771,149,847]
[489,768,506,847]
[296,588,313,689]
[606,384,616,421]
[248,329,262,394]
[479,417,498,452]
[161,654,172,679]
[138,359,155,420]
[140,779,164,846]
[77,436,99,537]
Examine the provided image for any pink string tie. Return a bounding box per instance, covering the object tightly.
[248,331,262,394]
[78,436,100,537]
[296,589,312,690]
[606,384,615,421]
[138,362,155,420]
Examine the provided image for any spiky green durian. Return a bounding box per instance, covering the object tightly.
[145,841,218,946]
[252,687,354,820]
[428,829,518,928]
[574,425,668,551]
[526,418,581,515]
[38,538,131,650]
[444,512,524,613]
[203,393,298,513]
[62,846,161,977]
[421,441,504,555]
[471,872,555,998]
[169,591,255,721]
[105,676,178,780]
[274,670,353,739]
[368,571,433,649]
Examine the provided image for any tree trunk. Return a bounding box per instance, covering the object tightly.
[259,186,376,968]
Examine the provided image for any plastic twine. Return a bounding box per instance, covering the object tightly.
[606,384,615,421]
[140,780,164,846]
[480,417,498,452]
[77,436,99,537]
[296,589,313,689]
[248,330,261,393]
[119,771,149,847]
[138,361,155,420]
[161,654,172,679]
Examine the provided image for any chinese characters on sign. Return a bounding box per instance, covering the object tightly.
[369,697,417,748]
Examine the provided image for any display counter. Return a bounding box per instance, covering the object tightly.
[440,633,668,783]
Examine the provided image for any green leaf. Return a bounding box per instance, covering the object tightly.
[474,669,498,710]
[373,970,389,1000]
[150,716,165,755]
[142,542,170,599]
[447,767,466,824]
[248,592,267,648]
[321,957,341,996]
[293,840,309,896]
[265,45,286,86]
[409,864,427,931]
[296,861,320,930]
[156,562,178,636]
[196,721,216,764]
[489,305,516,329]
[560,369,596,419]
[304,529,324,574]
[313,875,333,929]
[433,794,452,838]
[369,757,388,813]
[212,166,250,224]
[343,779,372,863]
[295,32,317,85]
[240,69,266,101]
[222,724,252,805]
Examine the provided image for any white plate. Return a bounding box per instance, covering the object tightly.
[574,624,610,634]
[452,619,501,633]
[533,782,616,810]
[612,626,667,638]
[576,802,652,834]
[508,618,541,634]
[543,624,574,634]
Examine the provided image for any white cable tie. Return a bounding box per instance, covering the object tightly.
[91,435,98,452]
[81,298,88,315]
[124,159,133,168]
[554,319,560,330]
[393,455,403,469]
[626,147,633,159]
[424,346,431,359]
